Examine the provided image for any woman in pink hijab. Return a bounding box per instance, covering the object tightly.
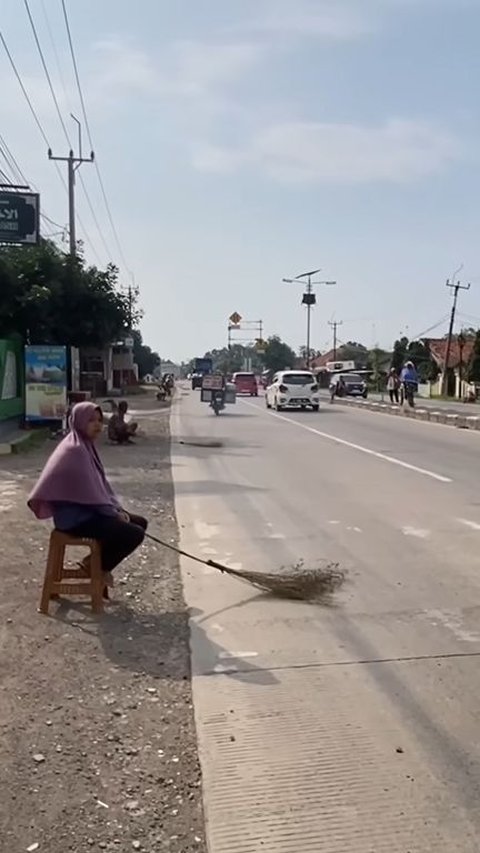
[28,402,147,585]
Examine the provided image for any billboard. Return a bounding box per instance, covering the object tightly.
[25,345,67,422]
[0,191,40,245]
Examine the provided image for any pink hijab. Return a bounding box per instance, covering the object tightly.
[28,402,119,520]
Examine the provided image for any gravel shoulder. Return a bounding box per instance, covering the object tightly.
[0,396,206,853]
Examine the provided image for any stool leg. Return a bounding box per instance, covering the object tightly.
[90,547,104,614]
[39,539,60,614]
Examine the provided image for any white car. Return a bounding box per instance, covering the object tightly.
[266,370,320,411]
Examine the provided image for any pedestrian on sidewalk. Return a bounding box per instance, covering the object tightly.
[28,402,147,586]
[387,368,400,404]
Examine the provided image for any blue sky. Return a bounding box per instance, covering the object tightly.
[2,0,480,360]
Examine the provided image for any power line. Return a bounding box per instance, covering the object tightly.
[22,0,112,261]
[61,0,131,273]
[0,27,101,262]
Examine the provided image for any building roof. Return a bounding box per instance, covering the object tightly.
[311,350,336,369]
[424,337,475,369]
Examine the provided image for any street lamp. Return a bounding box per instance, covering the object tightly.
[282,270,336,368]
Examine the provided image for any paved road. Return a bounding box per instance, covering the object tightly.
[172,388,480,852]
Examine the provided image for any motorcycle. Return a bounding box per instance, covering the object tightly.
[401,380,417,408]
[210,390,225,415]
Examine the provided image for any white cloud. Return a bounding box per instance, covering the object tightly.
[92,36,263,100]
[192,119,461,184]
[251,0,377,40]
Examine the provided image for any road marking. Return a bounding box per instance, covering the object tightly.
[425,609,480,643]
[402,526,430,539]
[458,518,480,531]
[218,651,259,659]
[242,402,452,483]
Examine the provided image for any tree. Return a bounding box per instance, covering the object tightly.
[466,330,480,383]
[0,240,135,347]
[391,337,409,372]
[336,341,368,365]
[132,330,160,378]
[262,336,297,372]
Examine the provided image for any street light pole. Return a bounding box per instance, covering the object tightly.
[282,270,336,369]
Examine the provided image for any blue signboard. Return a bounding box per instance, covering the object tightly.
[25,345,67,422]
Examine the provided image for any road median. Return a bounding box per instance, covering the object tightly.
[330,396,480,432]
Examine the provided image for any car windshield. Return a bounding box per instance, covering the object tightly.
[342,374,363,383]
[235,373,255,380]
[282,373,314,385]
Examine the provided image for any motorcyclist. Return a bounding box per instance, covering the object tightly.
[400,360,418,406]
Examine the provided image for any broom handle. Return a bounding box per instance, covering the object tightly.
[144,531,227,573]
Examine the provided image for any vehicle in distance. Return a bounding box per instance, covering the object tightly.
[332,372,368,399]
[192,357,213,390]
[232,372,258,396]
[266,370,320,411]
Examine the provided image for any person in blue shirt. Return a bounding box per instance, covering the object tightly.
[400,361,418,407]
[400,361,418,385]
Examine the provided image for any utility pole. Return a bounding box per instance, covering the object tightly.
[48,116,94,256]
[441,270,470,396]
[282,270,336,369]
[328,319,343,361]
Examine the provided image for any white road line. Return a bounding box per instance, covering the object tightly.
[241,401,452,483]
[402,526,430,539]
[458,518,480,531]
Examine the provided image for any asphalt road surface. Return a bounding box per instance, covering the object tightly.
[172,387,480,853]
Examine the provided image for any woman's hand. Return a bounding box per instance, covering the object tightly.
[117,509,130,523]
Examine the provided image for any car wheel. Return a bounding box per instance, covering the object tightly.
[274,398,283,412]
[312,404,319,412]
[266,396,271,409]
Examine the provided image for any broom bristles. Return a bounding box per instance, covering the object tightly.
[221,560,346,601]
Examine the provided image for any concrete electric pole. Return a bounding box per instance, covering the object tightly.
[441,269,470,396]
[48,117,94,256]
[328,319,343,361]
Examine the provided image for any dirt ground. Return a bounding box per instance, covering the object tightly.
[0,396,206,853]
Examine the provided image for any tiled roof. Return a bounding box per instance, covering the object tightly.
[424,337,475,369]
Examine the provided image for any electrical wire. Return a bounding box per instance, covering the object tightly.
[22,0,112,262]
[0,131,66,232]
[0,28,101,263]
[409,315,450,341]
[61,0,131,273]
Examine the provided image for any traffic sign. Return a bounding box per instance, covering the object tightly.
[255,338,266,353]
[0,191,40,245]
[229,311,242,325]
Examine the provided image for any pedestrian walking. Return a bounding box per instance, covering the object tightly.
[28,402,147,587]
[387,368,400,404]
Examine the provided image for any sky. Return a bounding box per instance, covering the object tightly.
[2,0,480,361]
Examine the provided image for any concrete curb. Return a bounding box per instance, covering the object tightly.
[329,397,480,432]
[0,429,49,456]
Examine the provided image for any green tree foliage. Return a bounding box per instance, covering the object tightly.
[407,340,438,382]
[391,337,409,372]
[466,330,480,383]
[132,330,161,378]
[262,336,297,372]
[336,341,368,365]
[0,240,134,347]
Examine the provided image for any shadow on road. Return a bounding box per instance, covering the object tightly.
[51,599,278,685]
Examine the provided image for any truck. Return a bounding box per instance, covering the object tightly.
[192,357,213,390]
